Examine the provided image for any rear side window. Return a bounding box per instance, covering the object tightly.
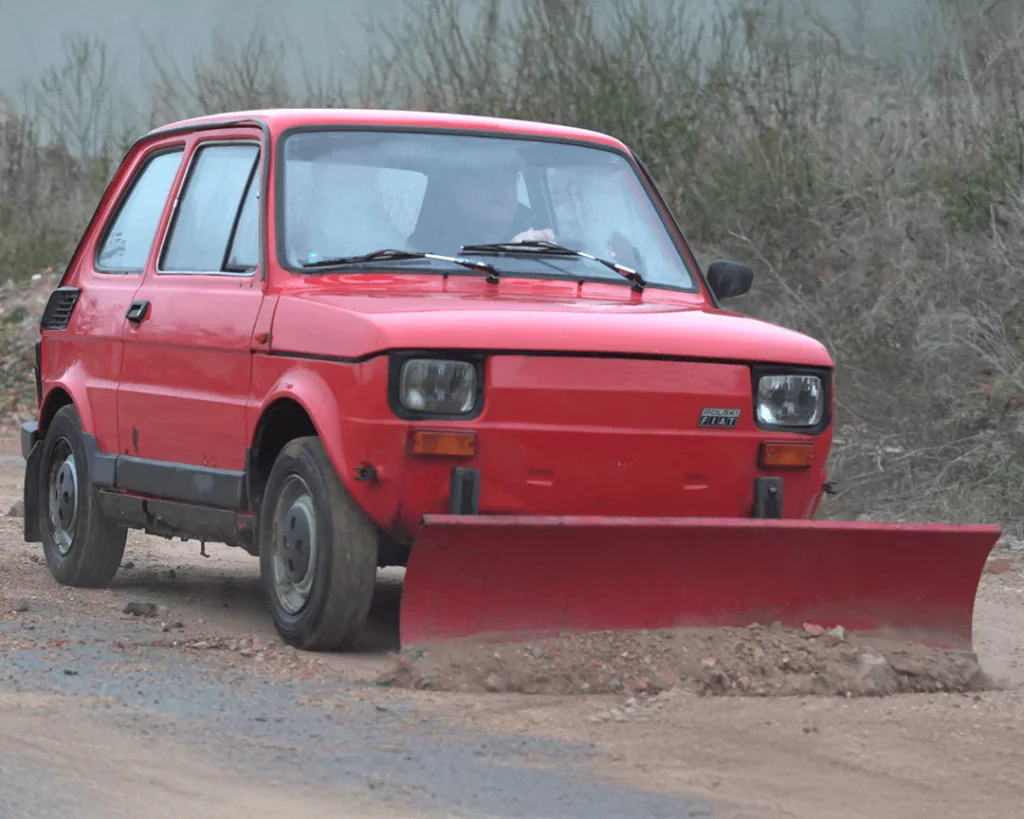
[95,148,184,272]
[161,142,260,274]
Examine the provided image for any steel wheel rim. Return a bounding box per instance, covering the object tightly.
[271,474,319,615]
[47,438,78,556]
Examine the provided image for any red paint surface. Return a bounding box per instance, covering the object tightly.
[400,516,1002,651]
[44,276,138,455]
[247,355,410,530]
[393,355,831,534]
[244,352,831,538]
[119,274,264,468]
[268,277,831,365]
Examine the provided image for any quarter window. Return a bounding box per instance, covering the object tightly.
[161,143,259,273]
[96,148,183,272]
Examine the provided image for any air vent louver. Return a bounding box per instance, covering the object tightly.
[40,286,81,330]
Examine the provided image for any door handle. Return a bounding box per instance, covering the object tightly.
[125,300,150,323]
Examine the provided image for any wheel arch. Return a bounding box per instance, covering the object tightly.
[39,386,77,436]
[248,396,321,518]
[37,358,101,438]
[248,365,409,567]
[248,367,352,518]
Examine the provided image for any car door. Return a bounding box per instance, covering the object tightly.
[57,140,186,457]
[115,127,266,508]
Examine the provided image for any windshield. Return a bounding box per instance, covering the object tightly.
[278,129,697,291]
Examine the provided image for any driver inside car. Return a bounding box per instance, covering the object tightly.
[406,158,555,255]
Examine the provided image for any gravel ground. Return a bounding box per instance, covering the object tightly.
[1,445,1022,819]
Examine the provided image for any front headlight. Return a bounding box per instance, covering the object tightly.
[399,358,477,414]
[756,374,824,427]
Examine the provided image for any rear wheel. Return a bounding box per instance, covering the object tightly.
[38,405,127,587]
[258,436,378,651]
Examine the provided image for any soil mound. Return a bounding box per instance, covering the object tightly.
[376,623,995,698]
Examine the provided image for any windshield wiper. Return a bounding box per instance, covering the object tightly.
[301,248,500,283]
[460,240,646,292]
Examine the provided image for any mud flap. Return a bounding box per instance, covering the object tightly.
[399,515,1001,651]
[23,441,42,543]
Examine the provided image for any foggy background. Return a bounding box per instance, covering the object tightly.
[0,0,959,105]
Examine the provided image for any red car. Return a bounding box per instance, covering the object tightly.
[23,108,992,654]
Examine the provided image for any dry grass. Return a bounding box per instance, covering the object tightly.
[2,0,1023,530]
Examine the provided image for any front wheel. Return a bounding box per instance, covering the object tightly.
[258,436,378,651]
[38,405,127,587]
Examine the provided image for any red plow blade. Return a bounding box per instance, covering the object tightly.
[399,515,1001,651]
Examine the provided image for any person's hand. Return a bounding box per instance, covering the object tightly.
[511,227,555,244]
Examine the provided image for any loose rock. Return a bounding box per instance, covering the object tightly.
[122,601,157,617]
[7,500,24,517]
[855,650,898,695]
[483,673,505,692]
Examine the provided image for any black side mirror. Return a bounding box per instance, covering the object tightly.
[706,260,754,301]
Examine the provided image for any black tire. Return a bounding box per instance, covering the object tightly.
[38,404,127,587]
[258,436,378,651]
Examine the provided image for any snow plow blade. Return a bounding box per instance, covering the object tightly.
[399,515,1001,651]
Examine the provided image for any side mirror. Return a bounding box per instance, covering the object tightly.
[706,260,754,301]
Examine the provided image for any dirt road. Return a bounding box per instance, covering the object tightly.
[1,449,1022,819]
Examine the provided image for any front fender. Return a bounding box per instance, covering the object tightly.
[252,369,347,476]
[249,355,409,533]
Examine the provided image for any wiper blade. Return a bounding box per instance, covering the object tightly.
[301,248,501,282]
[460,240,646,292]
[302,248,423,268]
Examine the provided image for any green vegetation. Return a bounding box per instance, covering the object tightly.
[2,0,1023,530]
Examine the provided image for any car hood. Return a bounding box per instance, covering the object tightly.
[268,281,832,367]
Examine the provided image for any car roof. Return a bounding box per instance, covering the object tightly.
[144,108,628,151]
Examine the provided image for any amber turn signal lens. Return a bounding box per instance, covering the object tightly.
[760,441,816,468]
[411,429,477,458]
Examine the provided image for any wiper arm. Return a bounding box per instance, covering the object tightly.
[460,240,646,292]
[301,248,501,283]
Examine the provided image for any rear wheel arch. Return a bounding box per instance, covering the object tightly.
[39,362,98,440]
[39,387,75,437]
[37,402,127,586]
